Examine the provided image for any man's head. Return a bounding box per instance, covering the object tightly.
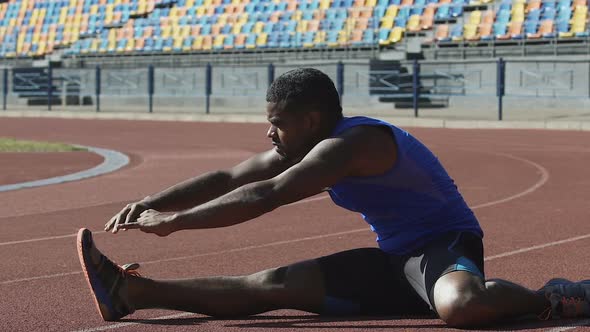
[265,68,343,161]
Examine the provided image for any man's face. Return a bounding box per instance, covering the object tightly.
[266,102,317,162]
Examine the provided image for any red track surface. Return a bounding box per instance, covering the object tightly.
[1,117,590,332]
[0,151,103,185]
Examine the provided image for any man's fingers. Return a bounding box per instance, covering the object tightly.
[118,222,141,230]
[125,205,142,224]
[104,216,116,231]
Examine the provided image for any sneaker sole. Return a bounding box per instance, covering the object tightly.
[76,228,118,321]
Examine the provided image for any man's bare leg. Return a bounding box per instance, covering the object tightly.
[433,271,550,327]
[127,261,326,317]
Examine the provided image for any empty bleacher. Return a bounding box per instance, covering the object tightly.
[0,0,588,59]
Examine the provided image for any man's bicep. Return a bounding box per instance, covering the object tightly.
[227,149,292,188]
[270,138,355,206]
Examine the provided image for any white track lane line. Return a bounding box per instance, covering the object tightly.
[71,312,194,332]
[546,319,590,331]
[0,195,331,247]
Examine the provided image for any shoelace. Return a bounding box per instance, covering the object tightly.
[120,262,142,277]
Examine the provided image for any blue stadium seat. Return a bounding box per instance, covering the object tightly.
[153,38,164,51]
[264,22,275,33]
[493,21,508,38]
[450,23,463,39]
[451,0,464,17]
[223,34,234,49]
[524,20,538,36]
[541,7,556,20]
[436,4,451,20]
[144,38,154,51]
[363,29,375,44]
[267,32,279,48]
[411,0,426,15]
[555,19,569,34]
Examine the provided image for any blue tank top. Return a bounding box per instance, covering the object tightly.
[327,116,483,255]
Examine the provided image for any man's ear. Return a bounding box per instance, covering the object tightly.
[304,111,322,131]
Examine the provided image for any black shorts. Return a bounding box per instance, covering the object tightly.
[315,231,484,316]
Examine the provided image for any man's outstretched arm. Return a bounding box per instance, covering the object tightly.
[105,149,292,233]
[118,126,396,235]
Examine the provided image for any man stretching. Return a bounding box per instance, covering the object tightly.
[77,68,590,327]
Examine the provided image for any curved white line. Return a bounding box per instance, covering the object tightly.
[470,151,550,209]
[0,145,129,192]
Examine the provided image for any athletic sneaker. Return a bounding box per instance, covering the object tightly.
[77,228,141,321]
[539,278,590,320]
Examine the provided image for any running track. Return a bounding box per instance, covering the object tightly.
[1,117,590,332]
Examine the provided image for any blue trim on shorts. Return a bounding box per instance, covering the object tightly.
[322,296,361,315]
[454,256,484,279]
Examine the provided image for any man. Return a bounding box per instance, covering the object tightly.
[77,68,589,327]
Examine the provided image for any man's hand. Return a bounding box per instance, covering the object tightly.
[105,201,152,234]
[117,209,178,237]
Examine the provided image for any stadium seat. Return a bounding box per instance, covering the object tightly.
[464,23,479,40]
[435,23,451,41]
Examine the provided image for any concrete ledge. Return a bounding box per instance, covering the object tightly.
[1,110,590,131]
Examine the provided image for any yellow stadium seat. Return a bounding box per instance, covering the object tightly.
[202,35,213,51]
[254,21,265,33]
[463,23,478,40]
[173,36,183,50]
[407,14,420,32]
[213,34,225,49]
[314,30,326,45]
[218,14,228,25]
[233,23,244,34]
[469,10,482,24]
[181,25,191,37]
[162,25,172,38]
[37,42,45,56]
[380,16,394,29]
[296,20,308,32]
[256,32,268,47]
[172,25,182,36]
[192,35,204,50]
[385,5,399,18]
[338,30,349,46]
[238,14,248,24]
[125,38,135,52]
[90,39,100,52]
[390,26,404,43]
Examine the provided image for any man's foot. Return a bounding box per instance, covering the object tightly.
[539,278,590,319]
[77,228,140,321]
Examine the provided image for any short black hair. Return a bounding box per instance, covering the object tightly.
[266,68,342,119]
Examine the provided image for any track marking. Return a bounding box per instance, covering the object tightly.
[71,312,194,332]
[0,195,330,247]
[546,319,590,332]
[466,151,550,210]
[484,233,590,262]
